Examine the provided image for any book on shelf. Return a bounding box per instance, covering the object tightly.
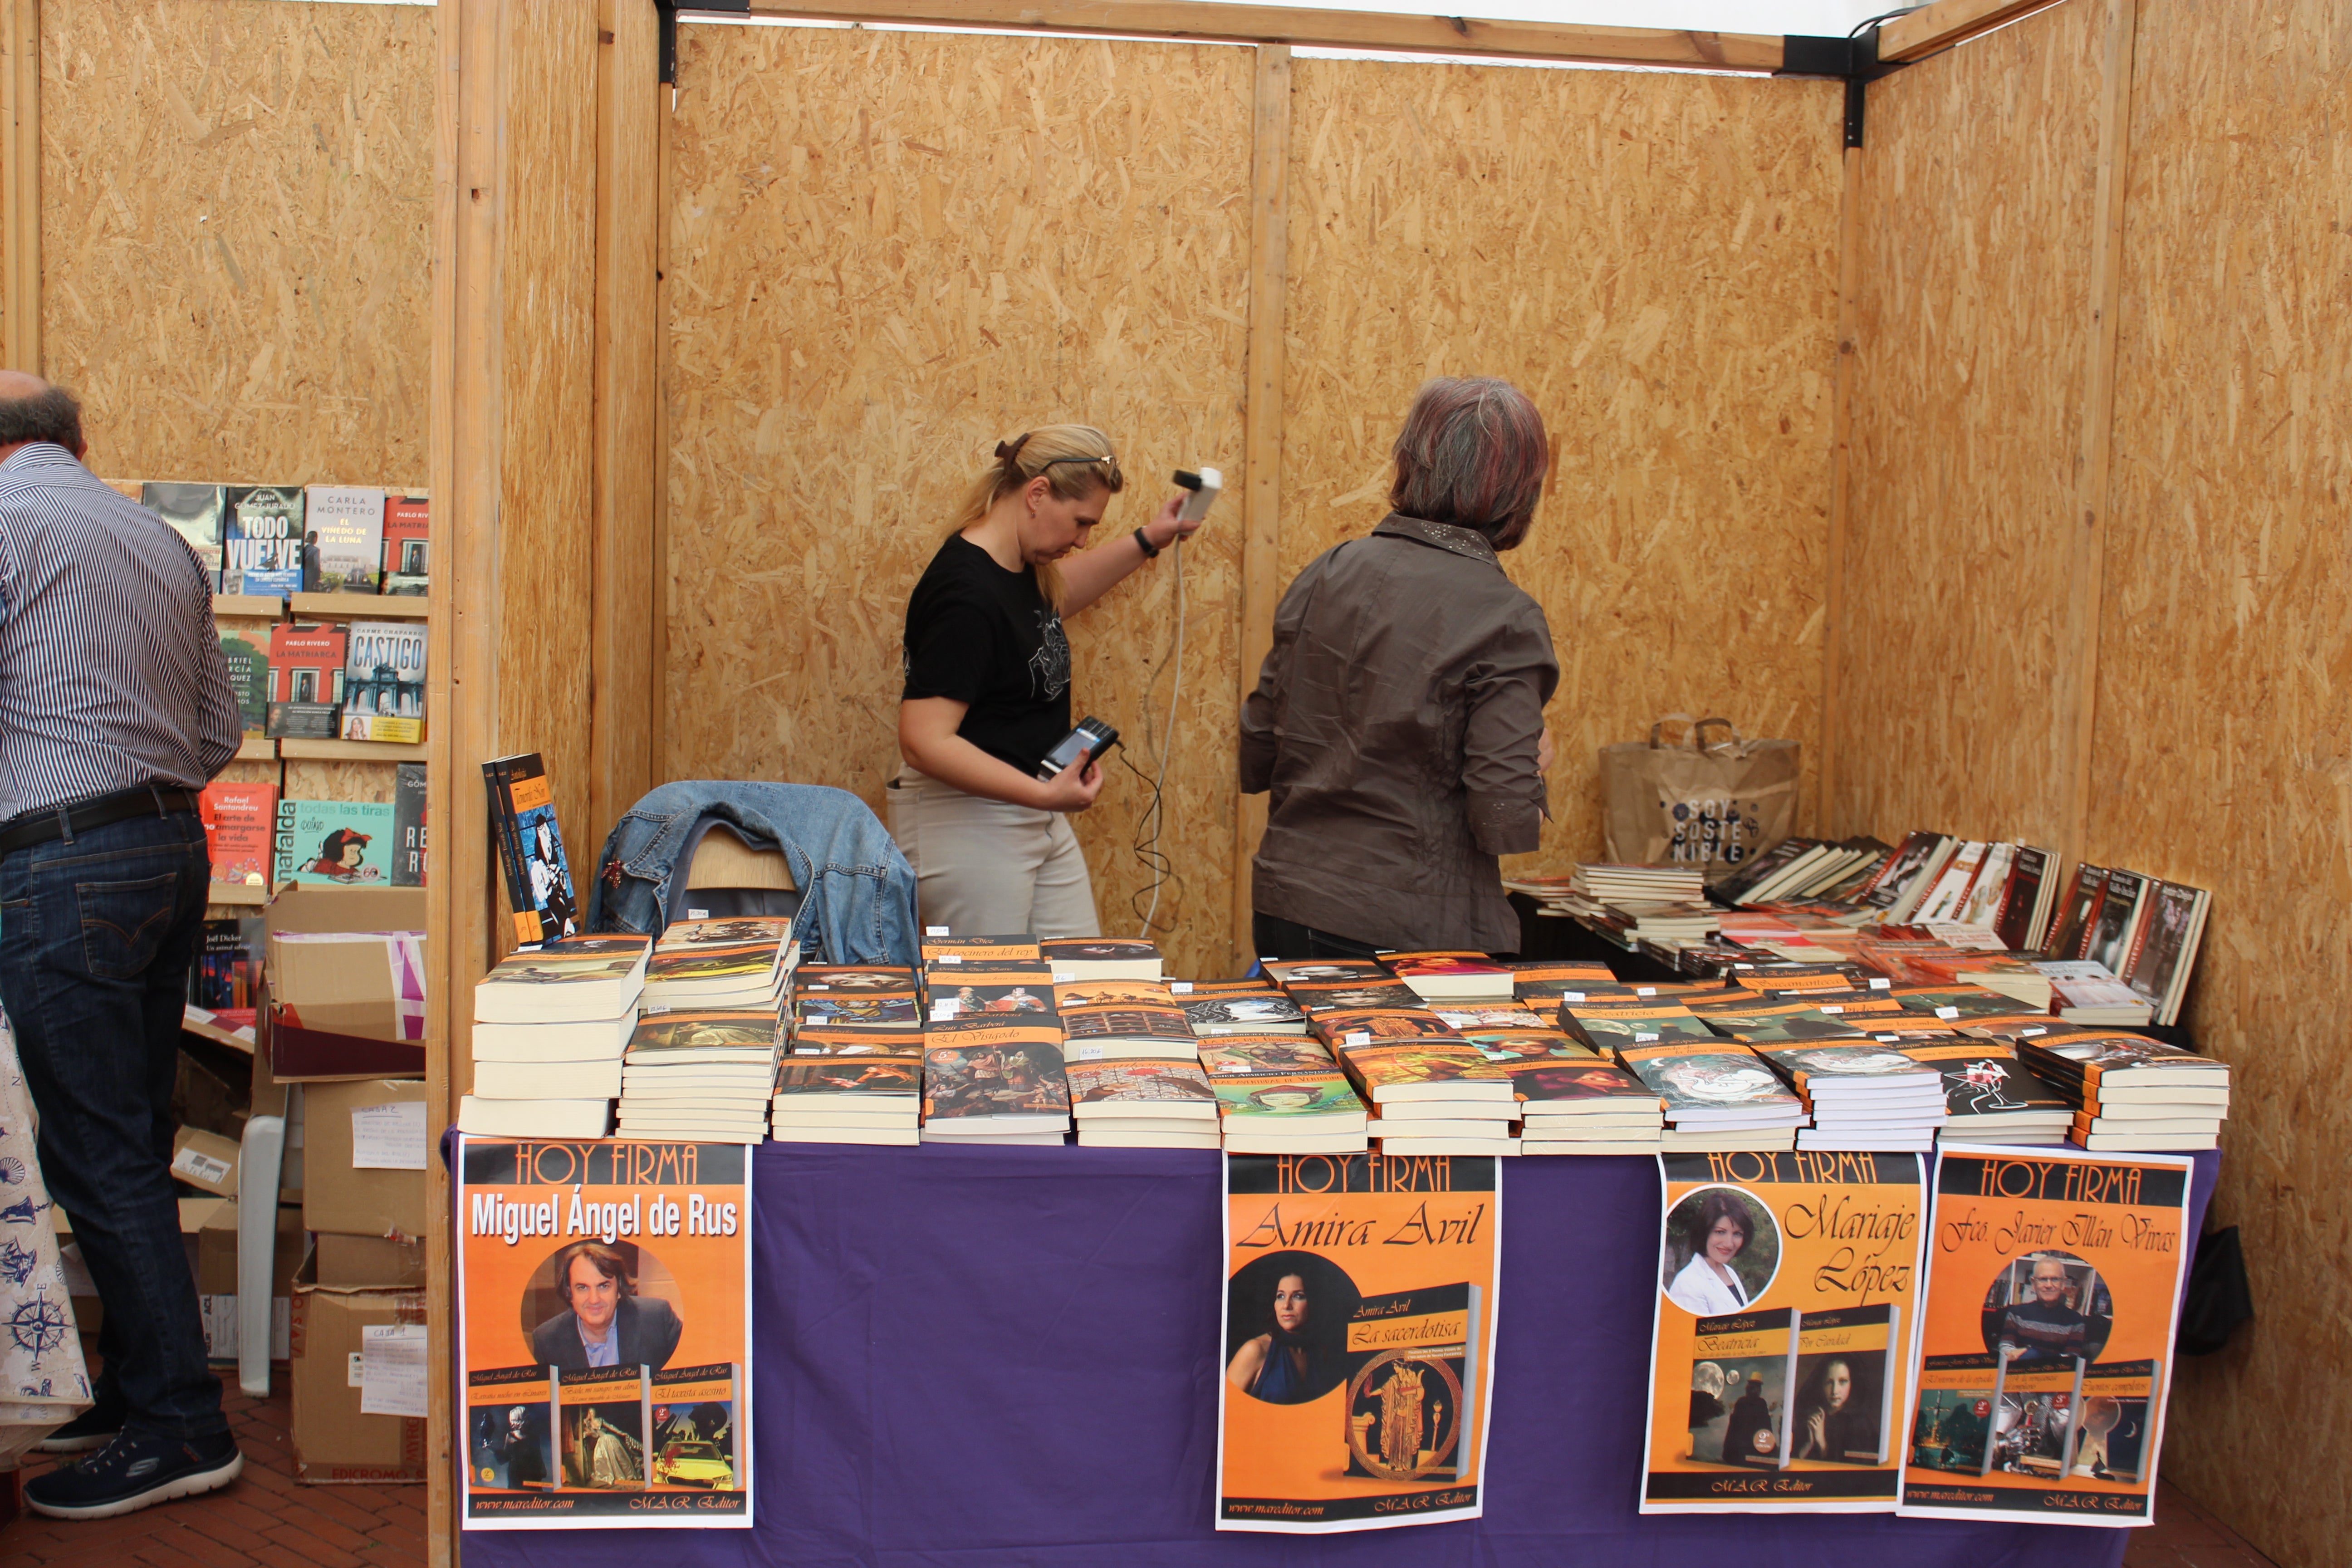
[221,485,305,597]
[381,495,429,595]
[141,482,225,582]
[272,797,395,887]
[264,621,346,739]
[305,485,386,593]
[2083,867,2151,976]
[218,627,270,738]
[2117,878,2208,1026]
[340,619,427,743]
[391,761,427,887]
[484,753,580,948]
[2041,864,2107,960]
[199,779,276,887]
[190,916,264,1011]
[1990,844,2058,952]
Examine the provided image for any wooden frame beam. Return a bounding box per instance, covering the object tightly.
[1816,141,1865,839]
[0,0,37,374]
[735,0,1784,69]
[1230,42,1289,971]
[1878,0,2064,62]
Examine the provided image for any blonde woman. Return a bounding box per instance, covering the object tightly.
[892,426,1200,937]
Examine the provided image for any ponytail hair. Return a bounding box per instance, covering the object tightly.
[949,424,1124,610]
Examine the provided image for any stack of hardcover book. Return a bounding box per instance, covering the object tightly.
[1196,1035,1368,1154]
[615,1006,782,1142]
[457,935,650,1138]
[1066,1059,1220,1148]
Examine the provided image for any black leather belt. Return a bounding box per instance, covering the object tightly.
[0,785,201,856]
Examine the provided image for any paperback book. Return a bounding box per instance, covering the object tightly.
[141,482,225,582]
[382,495,430,595]
[200,779,277,887]
[485,753,580,948]
[265,622,347,739]
[392,761,428,887]
[272,798,395,887]
[221,485,305,596]
[218,627,270,737]
[342,620,427,743]
[306,485,386,592]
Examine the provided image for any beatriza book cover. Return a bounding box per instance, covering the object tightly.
[307,485,386,592]
[1217,1153,1499,1533]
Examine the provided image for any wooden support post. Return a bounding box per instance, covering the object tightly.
[1877,0,2065,62]
[430,2,603,1558]
[1230,42,1289,972]
[591,0,662,848]
[0,0,36,374]
[2053,0,2138,880]
[1816,141,1865,839]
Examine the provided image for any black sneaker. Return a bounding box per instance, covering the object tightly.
[34,1405,124,1454]
[24,1430,242,1519]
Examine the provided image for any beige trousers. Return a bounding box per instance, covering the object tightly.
[885,765,1102,939]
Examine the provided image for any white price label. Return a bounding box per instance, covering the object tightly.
[1936,1006,1961,1020]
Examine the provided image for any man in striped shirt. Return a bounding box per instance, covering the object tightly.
[0,373,245,1519]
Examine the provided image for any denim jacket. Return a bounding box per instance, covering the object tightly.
[584,782,920,966]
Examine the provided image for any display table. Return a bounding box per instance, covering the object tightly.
[466,1145,2218,1567]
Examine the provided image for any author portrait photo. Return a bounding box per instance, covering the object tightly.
[1662,1187,1780,1314]
[528,1241,684,1373]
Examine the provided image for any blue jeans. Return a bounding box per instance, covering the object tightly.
[0,809,225,1439]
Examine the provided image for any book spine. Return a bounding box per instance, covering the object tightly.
[272,799,296,885]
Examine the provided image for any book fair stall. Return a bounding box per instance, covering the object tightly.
[0,0,2328,1563]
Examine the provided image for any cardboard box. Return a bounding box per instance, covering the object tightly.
[266,886,427,1080]
[314,1232,427,1289]
[290,1255,427,1484]
[195,1201,305,1363]
[302,1079,429,1241]
[171,1126,242,1199]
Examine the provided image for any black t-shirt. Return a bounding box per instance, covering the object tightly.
[902,534,1071,772]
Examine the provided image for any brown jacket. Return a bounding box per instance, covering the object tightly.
[1240,514,1558,952]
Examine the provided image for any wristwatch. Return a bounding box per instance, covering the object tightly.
[1132,526,1161,559]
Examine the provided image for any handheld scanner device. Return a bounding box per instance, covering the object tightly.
[1037,715,1121,781]
[1173,467,1223,525]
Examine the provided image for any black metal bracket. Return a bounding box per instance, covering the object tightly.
[659,0,752,86]
[1776,28,1908,148]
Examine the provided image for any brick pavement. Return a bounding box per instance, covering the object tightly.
[0,1371,423,1568]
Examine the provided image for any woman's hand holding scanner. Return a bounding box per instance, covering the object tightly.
[1034,750,1104,813]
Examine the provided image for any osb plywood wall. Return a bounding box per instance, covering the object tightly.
[1828,0,2102,848]
[664,25,1255,977]
[2090,0,2351,1558]
[1279,58,1844,875]
[39,0,431,488]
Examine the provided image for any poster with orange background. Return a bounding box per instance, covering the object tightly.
[1217,1152,1499,1533]
[458,1137,752,1529]
[1643,1150,1926,1513]
[1898,1144,2191,1525]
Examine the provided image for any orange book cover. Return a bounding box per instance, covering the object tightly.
[1643,1151,1926,1513]
[1218,1153,1499,1532]
[199,779,276,887]
[458,1138,752,1530]
[1898,1146,2191,1524]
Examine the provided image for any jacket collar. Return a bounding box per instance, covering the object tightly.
[1372,512,1499,567]
[0,442,82,475]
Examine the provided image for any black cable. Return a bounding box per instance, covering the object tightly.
[1119,749,1182,936]
[1849,4,1926,36]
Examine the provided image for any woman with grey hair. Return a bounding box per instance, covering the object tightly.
[1240,376,1558,960]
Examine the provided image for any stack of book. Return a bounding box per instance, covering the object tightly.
[918,942,1071,1145]
[1380,950,1514,1004]
[2004,1026,2231,1152]
[1509,1057,1666,1153]
[1264,963,1517,1152]
[458,935,651,1138]
[789,965,922,1036]
[1898,1039,2075,1144]
[2039,866,2210,1025]
[615,1006,782,1142]
[2034,960,2154,1026]
[1054,980,1198,1063]
[1176,978,1308,1036]
[1749,1040,1947,1152]
[1039,937,1163,980]
[770,1051,922,1144]
[1570,863,1705,905]
[1196,1036,1368,1154]
[639,916,797,1012]
[1066,1059,1220,1148]
[1578,985,1809,1153]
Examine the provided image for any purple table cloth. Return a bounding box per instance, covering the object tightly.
[466,1145,2218,1567]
